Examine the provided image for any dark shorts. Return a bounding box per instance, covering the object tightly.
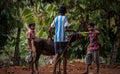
[86,50,99,65]
[54,42,67,55]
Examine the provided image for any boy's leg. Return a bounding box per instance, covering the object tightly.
[53,42,60,74]
[82,51,92,74]
[93,50,99,74]
[28,49,32,70]
[53,54,59,74]
[84,64,90,74]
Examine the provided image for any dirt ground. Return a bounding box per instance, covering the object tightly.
[0,62,120,74]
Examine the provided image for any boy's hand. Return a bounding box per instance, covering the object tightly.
[48,36,53,41]
[48,27,54,40]
[48,33,53,41]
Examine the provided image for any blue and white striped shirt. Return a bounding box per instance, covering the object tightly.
[51,15,70,42]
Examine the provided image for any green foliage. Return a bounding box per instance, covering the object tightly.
[0,0,120,65]
[0,0,25,50]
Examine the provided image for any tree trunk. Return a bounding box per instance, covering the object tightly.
[110,15,120,64]
[13,27,21,66]
[80,13,89,31]
[110,29,120,64]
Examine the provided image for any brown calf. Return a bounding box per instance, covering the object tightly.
[30,33,81,74]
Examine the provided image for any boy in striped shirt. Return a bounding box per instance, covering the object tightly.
[49,5,75,74]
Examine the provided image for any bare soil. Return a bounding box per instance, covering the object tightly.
[0,62,120,74]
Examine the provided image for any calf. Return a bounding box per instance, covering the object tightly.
[30,33,81,74]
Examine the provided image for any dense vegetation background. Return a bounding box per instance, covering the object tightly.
[0,0,120,66]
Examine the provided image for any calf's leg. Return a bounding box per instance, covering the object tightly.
[29,61,34,74]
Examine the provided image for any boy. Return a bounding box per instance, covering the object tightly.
[83,22,100,74]
[26,23,35,68]
[49,5,75,74]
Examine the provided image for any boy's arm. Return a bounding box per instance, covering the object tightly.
[48,21,55,40]
[49,27,54,40]
[28,38,32,50]
[89,30,100,34]
[27,32,32,50]
[64,18,76,33]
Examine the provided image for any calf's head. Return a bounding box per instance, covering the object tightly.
[67,33,81,44]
